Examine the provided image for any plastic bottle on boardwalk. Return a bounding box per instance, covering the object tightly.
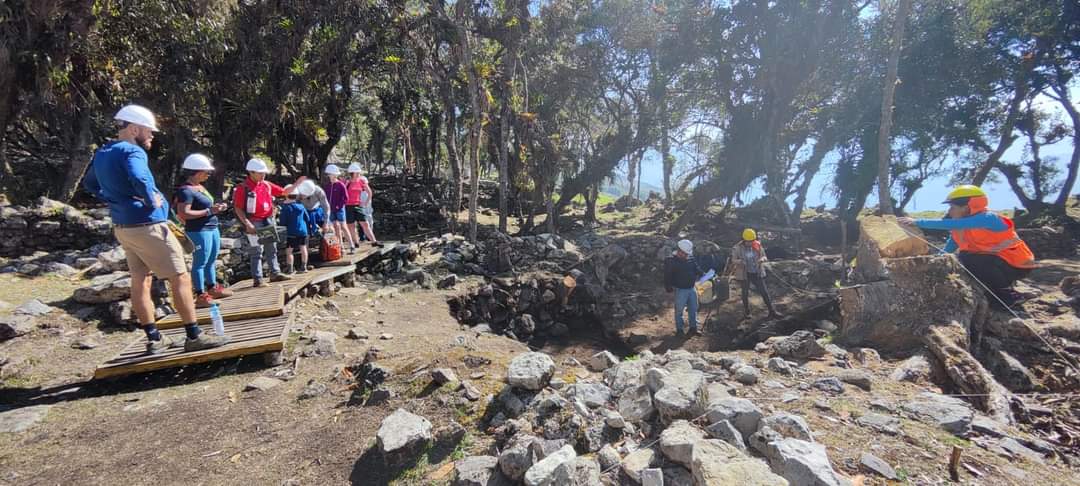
[210,303,226,336]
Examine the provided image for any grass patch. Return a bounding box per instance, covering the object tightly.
[622,354,639,362]
[392,443,433,484]
[942,435,972,448]
[449,432,475,461]
[895,467,909,481]
[819,334,834,345]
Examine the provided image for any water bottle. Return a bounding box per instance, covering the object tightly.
[210,303,226,337]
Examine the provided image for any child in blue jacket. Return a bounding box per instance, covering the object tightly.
[279,189,313,274]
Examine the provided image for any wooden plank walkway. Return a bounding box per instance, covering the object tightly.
[155,284,285,329]
[93,314,291,379]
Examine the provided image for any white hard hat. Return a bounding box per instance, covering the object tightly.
[181,153,214,171]
[114,105,159,132]
[245,158,270,173]
[677,239,693,255]
[298,180,317,196]
[347,163,362,173]
[324,164,342,176]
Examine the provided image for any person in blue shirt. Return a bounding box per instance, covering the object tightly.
[174,154,233,308]
[278,188,313,274]
[83,105,229,354]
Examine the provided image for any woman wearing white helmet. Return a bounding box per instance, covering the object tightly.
[344,163,377,248]
[322,164,353,252]
[175,154,233,307]
[297,180,330,237]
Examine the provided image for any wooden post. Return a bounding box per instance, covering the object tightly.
[342,271,356,288]
[948,445,962,481]
[319,281,333,297]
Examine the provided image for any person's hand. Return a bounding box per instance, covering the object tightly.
[153,192,165,208]
[897,216,915,226]
[244,222,256,234]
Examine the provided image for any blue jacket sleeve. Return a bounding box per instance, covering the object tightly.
[82,160,104,200]
[124,148,159,205]
[942,237,957,253]
[915,212,1007,232]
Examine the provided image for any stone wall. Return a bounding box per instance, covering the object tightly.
[0,198,113,257]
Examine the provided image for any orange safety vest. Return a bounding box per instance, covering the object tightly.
[951,212,1036,269]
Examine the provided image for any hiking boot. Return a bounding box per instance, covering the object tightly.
[253,278,265,288]
[146,335,178,355]
[184,333,231,352]
[675,329,685,337]
[208,284,234,299]
[767,310,783,319]
[297,267,308,274]
[269,273,292,283]
[688,327,700,336]
[194,293,215,309]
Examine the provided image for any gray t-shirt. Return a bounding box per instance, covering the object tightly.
[742,246,761,274]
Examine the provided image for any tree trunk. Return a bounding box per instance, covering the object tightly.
[790,136,832,221]
[1050,73,1080,209]
[875,0,911,216]
[497,98,511,233]
[59,104,92,202]
[459,31,484,243]
[585,182,598,223]
[972,52,1038,186]
[442,87,463,230]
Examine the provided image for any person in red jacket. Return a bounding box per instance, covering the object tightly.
[899,185,1036,306]
[233,158,305,287]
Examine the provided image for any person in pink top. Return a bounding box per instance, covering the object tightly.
[345,163,377,246]
[322,165,355,253]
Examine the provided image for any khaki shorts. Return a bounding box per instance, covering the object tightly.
[114,223,188,279]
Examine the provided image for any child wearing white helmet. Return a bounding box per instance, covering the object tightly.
[232,157,306,287]
[322,164,352,253]
[175,154,233,308]
[296,180,330,236]
[278,187,313,274]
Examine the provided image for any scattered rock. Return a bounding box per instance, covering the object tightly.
[0,405,51,433]
[993,437,1045,464]
[640,468,664,486]
[13,299,55,317]
[567,383,612,408]
[299,380,328,400]
[733,365,761,385]
[707,398,763,439]
[597,444,620,471]
[550,456,600,486]
[244,376,283,392]
[855,413,900,436]
[507,352,556,391]
[900,392,973,435]
[460,381,482,401]
[653,371,709,423]
[346,327,368,339]
[859,452,897,479]
[834,369,873,391]
[621,448,659,483]
[589,351,619,371]
[97,247,128,272]
[377,408,433,457]
[765,438,848,486]
[772,330,827,360]
[379,333,394,340]
[659,420,706,467]
[438,274,459,289]
[604,410,626,429]
[705,420,746,452]
[73,272,132,304]
[0,315,33,341]
[70,338,99,350]
[499,434,539,481]
[851,348,880,364]
[453,455,504,486]
[760,413,814,442]
[645,367,671,393]
[523,444,576,486]
[766,358,792,375]
[692,439,787,486]
[432,368,458,385]
[307,331,337,357]
[889,354,931,382]
[618,385,656,422]
[811,377,844,394]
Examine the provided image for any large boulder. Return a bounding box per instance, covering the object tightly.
[97,247,128,272]
[653,370,709,423]
[771,331,826,360]
[376,409,433,457]
[604,360,645,394]
[764,439,848,486]
[618,385,656,422]
[73,272,132,304]
[507,352,556,391]
[853,216,929,281]
[454,456,509,486]
[900,392,973,435]
[0,315,34,341]
[838,255,983,354]
[692,439,788,486]
[621,448,659,483]
[499,434,539,481]
[550,456,601,486]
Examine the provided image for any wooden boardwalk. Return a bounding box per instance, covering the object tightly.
[94,243,387,380]
[93,314,290,379]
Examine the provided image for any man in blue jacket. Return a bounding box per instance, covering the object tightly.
[84,105,229,354]
[664,239,705,336]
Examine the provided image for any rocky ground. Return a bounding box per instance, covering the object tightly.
[1,201,1078,485]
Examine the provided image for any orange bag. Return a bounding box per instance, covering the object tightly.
[321,229,342,262]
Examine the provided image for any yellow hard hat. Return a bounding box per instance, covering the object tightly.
[742,228,756,241]
[943,185,986,203]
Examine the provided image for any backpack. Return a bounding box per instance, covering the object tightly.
[321,228,343,262]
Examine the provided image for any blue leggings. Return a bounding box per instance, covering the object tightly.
[186,229,220,293]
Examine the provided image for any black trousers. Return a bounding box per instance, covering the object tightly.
[741,273,777,313]
[957,252,1030,294]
